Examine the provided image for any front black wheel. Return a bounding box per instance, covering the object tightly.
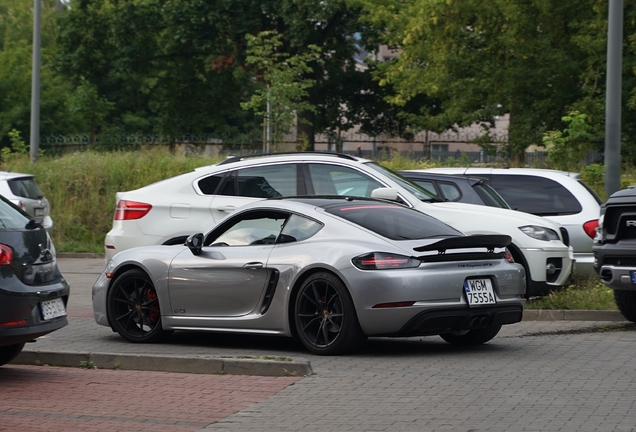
[614,290,636,323]
[440,323,503,346]
[0,343,25,366]
[294,272,366,355]
[107,269,171,343]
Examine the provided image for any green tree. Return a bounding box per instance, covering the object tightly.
[543,111,594,171]
[241,31,323,149]
[360,0,602,162]
[56,0,261,138]
[0,0,80,148]
[70,77,115,145]
[55,0,400,149]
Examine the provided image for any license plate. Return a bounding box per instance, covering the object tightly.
[35,208,45,217]
[631,271,636,284]
[464,278,496,306]
[40,298,66,320]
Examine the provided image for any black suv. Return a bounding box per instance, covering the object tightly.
[0,195,69,366]
[593,186,636,322]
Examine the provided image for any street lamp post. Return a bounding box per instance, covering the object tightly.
[29,0,41,163]
[604,0,623,196]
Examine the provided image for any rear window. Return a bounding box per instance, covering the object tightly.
[490,175,582,215]
[324,203,462,240]
[8,177,43,200]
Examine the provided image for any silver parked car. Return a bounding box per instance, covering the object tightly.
[93,197,526,355]
[0,171,53,232]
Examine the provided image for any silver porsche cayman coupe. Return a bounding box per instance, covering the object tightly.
[93,197,526,355]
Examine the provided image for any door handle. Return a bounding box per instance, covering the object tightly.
[243,262,263,269]
[215,205,237,212]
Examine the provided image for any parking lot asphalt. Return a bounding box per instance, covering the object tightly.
[7,257,636,431]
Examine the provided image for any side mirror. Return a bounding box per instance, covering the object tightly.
[186,233,204,255]
[371,187,399,202]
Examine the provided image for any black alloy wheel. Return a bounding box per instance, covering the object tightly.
[107,269,171,343]
[294,272,366,355]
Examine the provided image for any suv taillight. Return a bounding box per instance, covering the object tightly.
[113,200,152,221]
[0,244,13,265]
[583,220,599,239]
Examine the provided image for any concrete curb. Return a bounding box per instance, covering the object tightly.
[523,309,626,321]
[13,350,313,377]
[57,252,105,259]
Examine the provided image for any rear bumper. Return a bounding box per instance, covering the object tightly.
[593,242,636,290]
[0,279,70,347]
[397,304,524,336]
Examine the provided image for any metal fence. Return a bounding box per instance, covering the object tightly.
[37,132,603,167]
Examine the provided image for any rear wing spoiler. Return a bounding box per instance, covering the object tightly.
[413,235,511,253]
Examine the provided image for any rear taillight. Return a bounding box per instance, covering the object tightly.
[0,244,13,265]
[0,320,27,327]
[583,220,599,239]
[113,200,152,221]
[352,252,420,270]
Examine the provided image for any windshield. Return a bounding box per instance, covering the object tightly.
[364,162,443,202]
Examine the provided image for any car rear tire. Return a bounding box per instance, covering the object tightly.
[0,343,25,366]
[294,272,367,355]
[107,269,172,343]
[439,323,503,346]
[614,290,636,323]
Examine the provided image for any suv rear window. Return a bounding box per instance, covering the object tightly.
[323,203,462,240]
[490,175,582,215]
[8,177,43,200]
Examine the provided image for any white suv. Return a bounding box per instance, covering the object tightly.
[105,153,574,296]
[0,171,53,232]
[421,168,602,275]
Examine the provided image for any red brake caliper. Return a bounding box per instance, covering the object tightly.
[146,287,160,324]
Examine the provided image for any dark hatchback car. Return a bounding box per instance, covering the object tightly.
[0,195,69,366]
[399,171,511,209]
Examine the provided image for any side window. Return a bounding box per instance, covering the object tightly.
[307,164,384,197]
[438,182,461,201]
[217,171,237,196]
[412,180,437,196]
[279,214,323,243]
[206,211,288,247]
[198,174,224,195]
[236,165,297,198]
[490,175,582,215]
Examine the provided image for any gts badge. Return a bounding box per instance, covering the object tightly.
[627,220,636,227]
[173,309,186,314]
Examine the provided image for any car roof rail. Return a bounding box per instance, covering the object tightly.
[217,151,358,166]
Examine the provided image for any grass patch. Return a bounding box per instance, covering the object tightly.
[526,275,617,310]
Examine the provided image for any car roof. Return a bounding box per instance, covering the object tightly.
[424,167,581,179]
[399,171,488,183]
[0,171,35,180]
[186,152,372,177]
